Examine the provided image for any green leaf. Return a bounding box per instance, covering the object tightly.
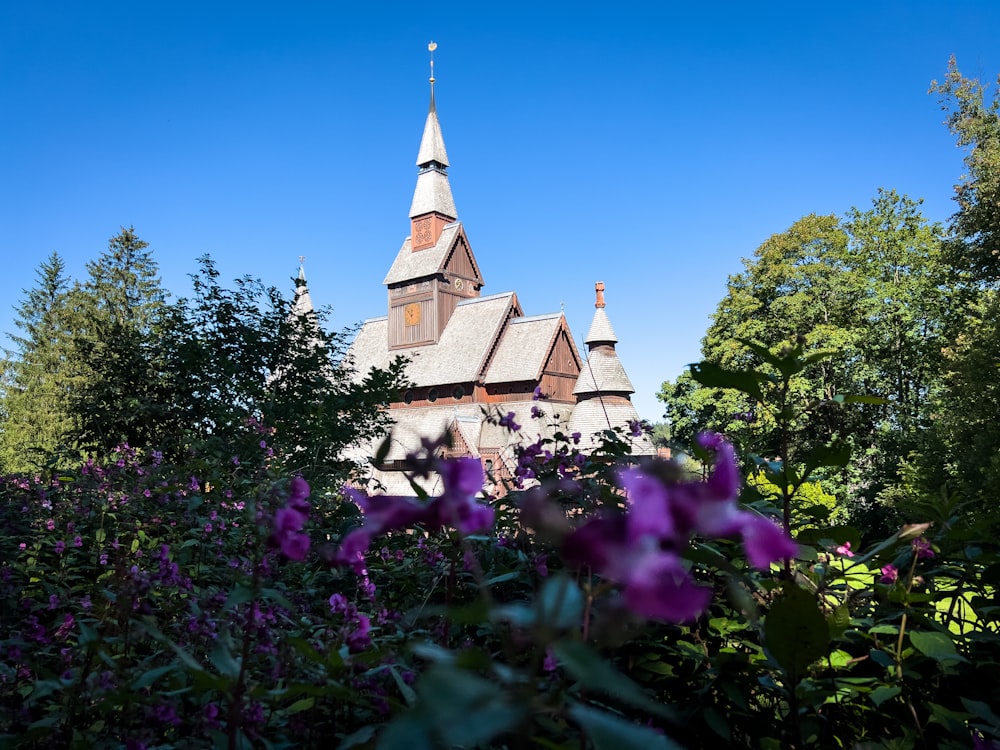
[827,605,850,640]
[209,640,241,679]
[961,697,1000,727]
[223,583,256,610]
[285,697,314,715]
[870,685,901,706]
[536,573,584,629]
[567,702,682,750]
[909,630,967,663]
[554,641,676,721]
[389,665,418,707]
[376,713,433,750]
[801,439,852,476]
[764,586,829,678]
[414,665,525,747]
[690,361,764,402]
[869,649,895,667]
[131,664,177,690]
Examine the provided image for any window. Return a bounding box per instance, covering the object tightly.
[428,388,439,403]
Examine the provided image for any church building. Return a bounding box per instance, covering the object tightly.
[343,54,653,495]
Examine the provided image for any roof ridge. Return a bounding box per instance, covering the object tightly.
[511,312,562,323]
[457,291,515,306]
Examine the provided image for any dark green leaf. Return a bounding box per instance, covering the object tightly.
[764,586,829,678]
[567,702,682,750]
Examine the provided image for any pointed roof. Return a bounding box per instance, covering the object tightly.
[416,95,450,167]
[383,222,483,286]
[409,80,457,219]
[485,313,569,384]
[585,308,618,345]
[290,263,315,318]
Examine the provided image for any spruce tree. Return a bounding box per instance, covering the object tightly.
[0,252,79,472]
[70,227,169,455]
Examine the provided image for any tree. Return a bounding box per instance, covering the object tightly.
[68,227,170,455]
[659,196,948,530]
[921,60,1000,508]
[153,257,407,488]
[930,56,1000,284]
[0,253,80,472]
[660,214,855,463]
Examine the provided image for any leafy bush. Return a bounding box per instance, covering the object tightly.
[2,345,999,749]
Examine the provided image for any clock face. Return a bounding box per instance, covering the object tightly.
[404,303,421,326]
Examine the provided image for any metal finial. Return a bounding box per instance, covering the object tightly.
[428,41,437,89]
[298,255,305,265]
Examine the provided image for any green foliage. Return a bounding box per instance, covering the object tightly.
[1,230,406,490]
[0,253,79,473]
[659,192,949,532]
[930,56,1000,284]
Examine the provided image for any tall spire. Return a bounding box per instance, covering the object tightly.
[410,41,457,227]
[290,256,315,319]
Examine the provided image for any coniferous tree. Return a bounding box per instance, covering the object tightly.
[69,226,170,455]
[0,252,80,472]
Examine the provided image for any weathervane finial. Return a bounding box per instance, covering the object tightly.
[428,41,437,103]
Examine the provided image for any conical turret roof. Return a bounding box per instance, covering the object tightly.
[409,84,457,219]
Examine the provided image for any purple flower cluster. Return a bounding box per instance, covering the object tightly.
[336,457,493,570]
[563,433,797,623]
[328,593,372,653]
[269,477,310,560]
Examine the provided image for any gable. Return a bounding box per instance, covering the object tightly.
[442,230,484,286]
[542,324,582,377]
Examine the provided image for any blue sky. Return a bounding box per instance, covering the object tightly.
[2,1,999,421]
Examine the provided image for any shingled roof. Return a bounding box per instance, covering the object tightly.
[573,347,635,396]
[347,292,519,388]
[484,313,564,384]
[383,223,462,285]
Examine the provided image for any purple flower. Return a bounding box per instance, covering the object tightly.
[288,476,310,512]
[622,547,713,623]
[336,457,493,566]
[531,405,543,420]
[542,647,558,672]
[835,541,854,558]
[879,564,899,584]
[498,411,521,431]
[740,515,798,569]
[912,537,934,559]
[534,554,549,578]
[561,433,794,622]
[54,540,66,555]
[346,613,371,653]
[273,507,309,560]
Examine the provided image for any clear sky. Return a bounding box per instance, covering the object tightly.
[2,1,999,421]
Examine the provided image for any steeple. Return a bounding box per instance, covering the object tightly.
[410,41,457,249]
[290,257,315,319]
[568,282,654,454]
